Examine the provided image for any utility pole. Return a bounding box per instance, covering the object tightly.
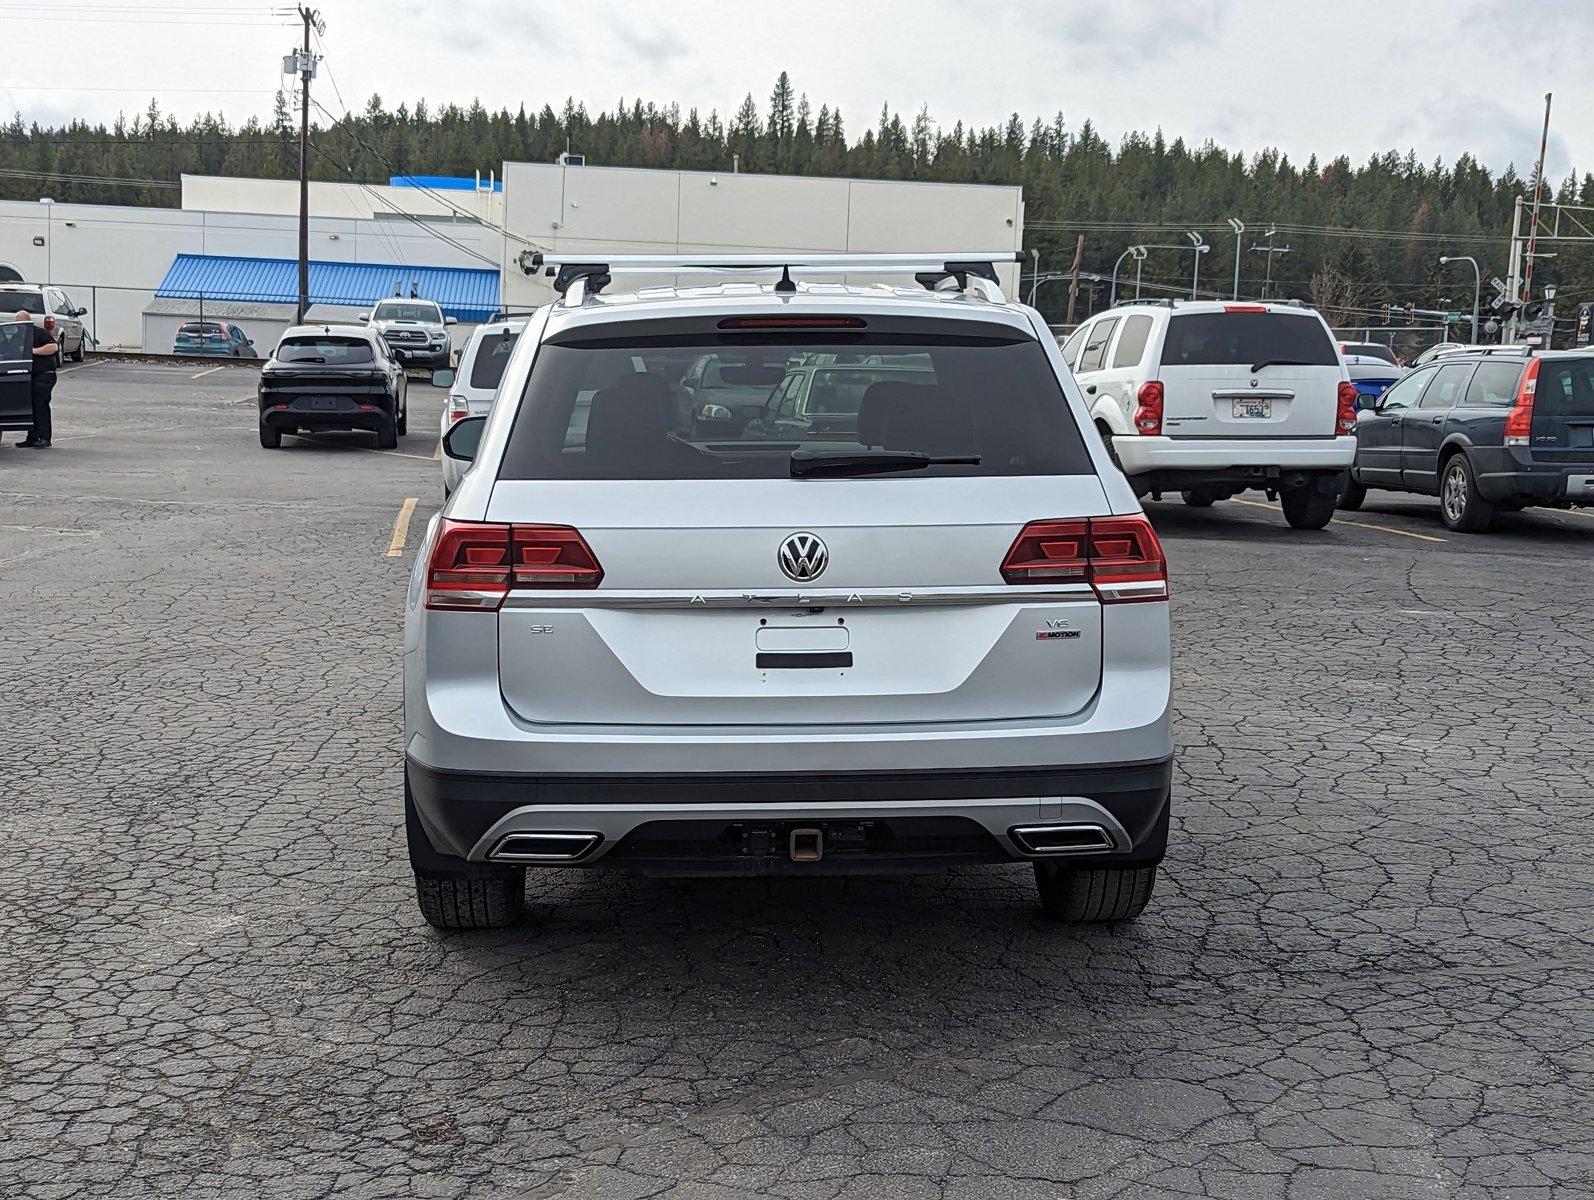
[1514,92,1553,341]
[293,6,321,323]
[1249,227,1291,299]
[1064,234,1085,326]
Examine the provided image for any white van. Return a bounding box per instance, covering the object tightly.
[1062,300,1356,528]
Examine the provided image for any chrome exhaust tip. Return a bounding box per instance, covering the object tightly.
[1008,824,1116,856]
[488,831,602,863]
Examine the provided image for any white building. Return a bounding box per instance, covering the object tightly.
[0,162,1023,350]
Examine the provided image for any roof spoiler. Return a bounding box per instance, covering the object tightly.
[516,251,1023,304]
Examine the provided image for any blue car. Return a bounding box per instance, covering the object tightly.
[173,321,257,358]
[1340,343,1403,409]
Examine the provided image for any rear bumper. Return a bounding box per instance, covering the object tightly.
[1469,447,1594,504]
[406,755,1174,870]
[1114,434,1356,475]
[260,394,396,430]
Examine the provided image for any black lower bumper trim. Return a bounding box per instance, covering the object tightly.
[405,757,1174,868]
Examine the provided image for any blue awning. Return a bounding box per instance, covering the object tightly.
[154,254,500,323]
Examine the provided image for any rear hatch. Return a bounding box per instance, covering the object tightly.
[175,323,228,352]
[262,335,387,406]
[1530,356,1594,462]
[480,316,1114,727]
[1157,309,1343,438]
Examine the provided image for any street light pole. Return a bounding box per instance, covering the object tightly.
[1028,247,1040,307]
[39,197,54,286]
[1109,245,1145,306]
[1187,231,1209,300]
[1438,255,1481,343]
[1227,218,1244,299]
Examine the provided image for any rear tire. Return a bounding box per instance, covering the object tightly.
[1439,453,1493,532]
[258,423,280,449]
[397,399,408,436]
[1181,487,1217,507]
[377,420,399,450]
[1338,473,1367,511]
[1280,484,1337,529]
[414,872,526,930]
[1034,863,1157,922]
[70,339,85,363]
[407,783,525,930]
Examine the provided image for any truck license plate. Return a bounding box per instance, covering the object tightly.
[1232,399,1271,419]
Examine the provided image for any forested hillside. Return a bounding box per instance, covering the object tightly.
[5,72,1589,327]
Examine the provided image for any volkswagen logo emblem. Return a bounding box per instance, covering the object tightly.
[778,532,828,582]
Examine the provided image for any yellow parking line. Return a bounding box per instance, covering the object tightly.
[1332,517,1447,543]
[1227,497,1447,542]
[190,365,225,379]
[386,497,418,557]
[432,439,442,460]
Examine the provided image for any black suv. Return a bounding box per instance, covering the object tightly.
[1340,348,1594,531]
[258,324,408,450]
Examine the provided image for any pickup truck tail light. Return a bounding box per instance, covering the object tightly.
[1504,358,1539,446]
[1001,515,1168,603]
[1336,381,1359,434]
[1133,381,1164,435]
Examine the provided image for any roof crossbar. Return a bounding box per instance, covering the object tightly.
[520,249,1021,297]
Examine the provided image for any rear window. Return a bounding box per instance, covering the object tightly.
[1342,342,1399,365]
[179,323,226,336]
[1162,312,1337,367]
[468,330,521,390]
[277,337,374,364]
[498,328,1092,481]
[1535,358,1594,418]
[0,289,45,315]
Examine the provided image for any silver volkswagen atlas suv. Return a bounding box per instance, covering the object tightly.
[404,255,1174,929]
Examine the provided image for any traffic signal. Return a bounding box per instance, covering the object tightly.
[1520,300,1545,323]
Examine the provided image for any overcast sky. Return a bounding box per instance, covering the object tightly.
[3,0,1588,184]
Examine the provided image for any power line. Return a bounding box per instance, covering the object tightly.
[0,166,179,189]
[307,138,499,267]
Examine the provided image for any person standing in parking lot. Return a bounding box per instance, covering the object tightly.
[16,309,57,448]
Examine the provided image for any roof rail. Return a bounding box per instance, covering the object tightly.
[1112,298,1178,309]
[518,250,1023,303]
[1435,343,1533,359]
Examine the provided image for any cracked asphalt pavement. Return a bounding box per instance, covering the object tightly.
[2,363,1590,1199]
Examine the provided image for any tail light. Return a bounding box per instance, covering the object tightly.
[1336,380,1359,434]
[1001,515,1168,603]
[1133,381,1164,435]
[425,520,603,610]
[447,393,469,424]
[509,525,604,588]
[1504,358,1540,446]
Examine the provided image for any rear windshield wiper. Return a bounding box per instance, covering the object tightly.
[790,448,980,478]
[1250,358,1312,373]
